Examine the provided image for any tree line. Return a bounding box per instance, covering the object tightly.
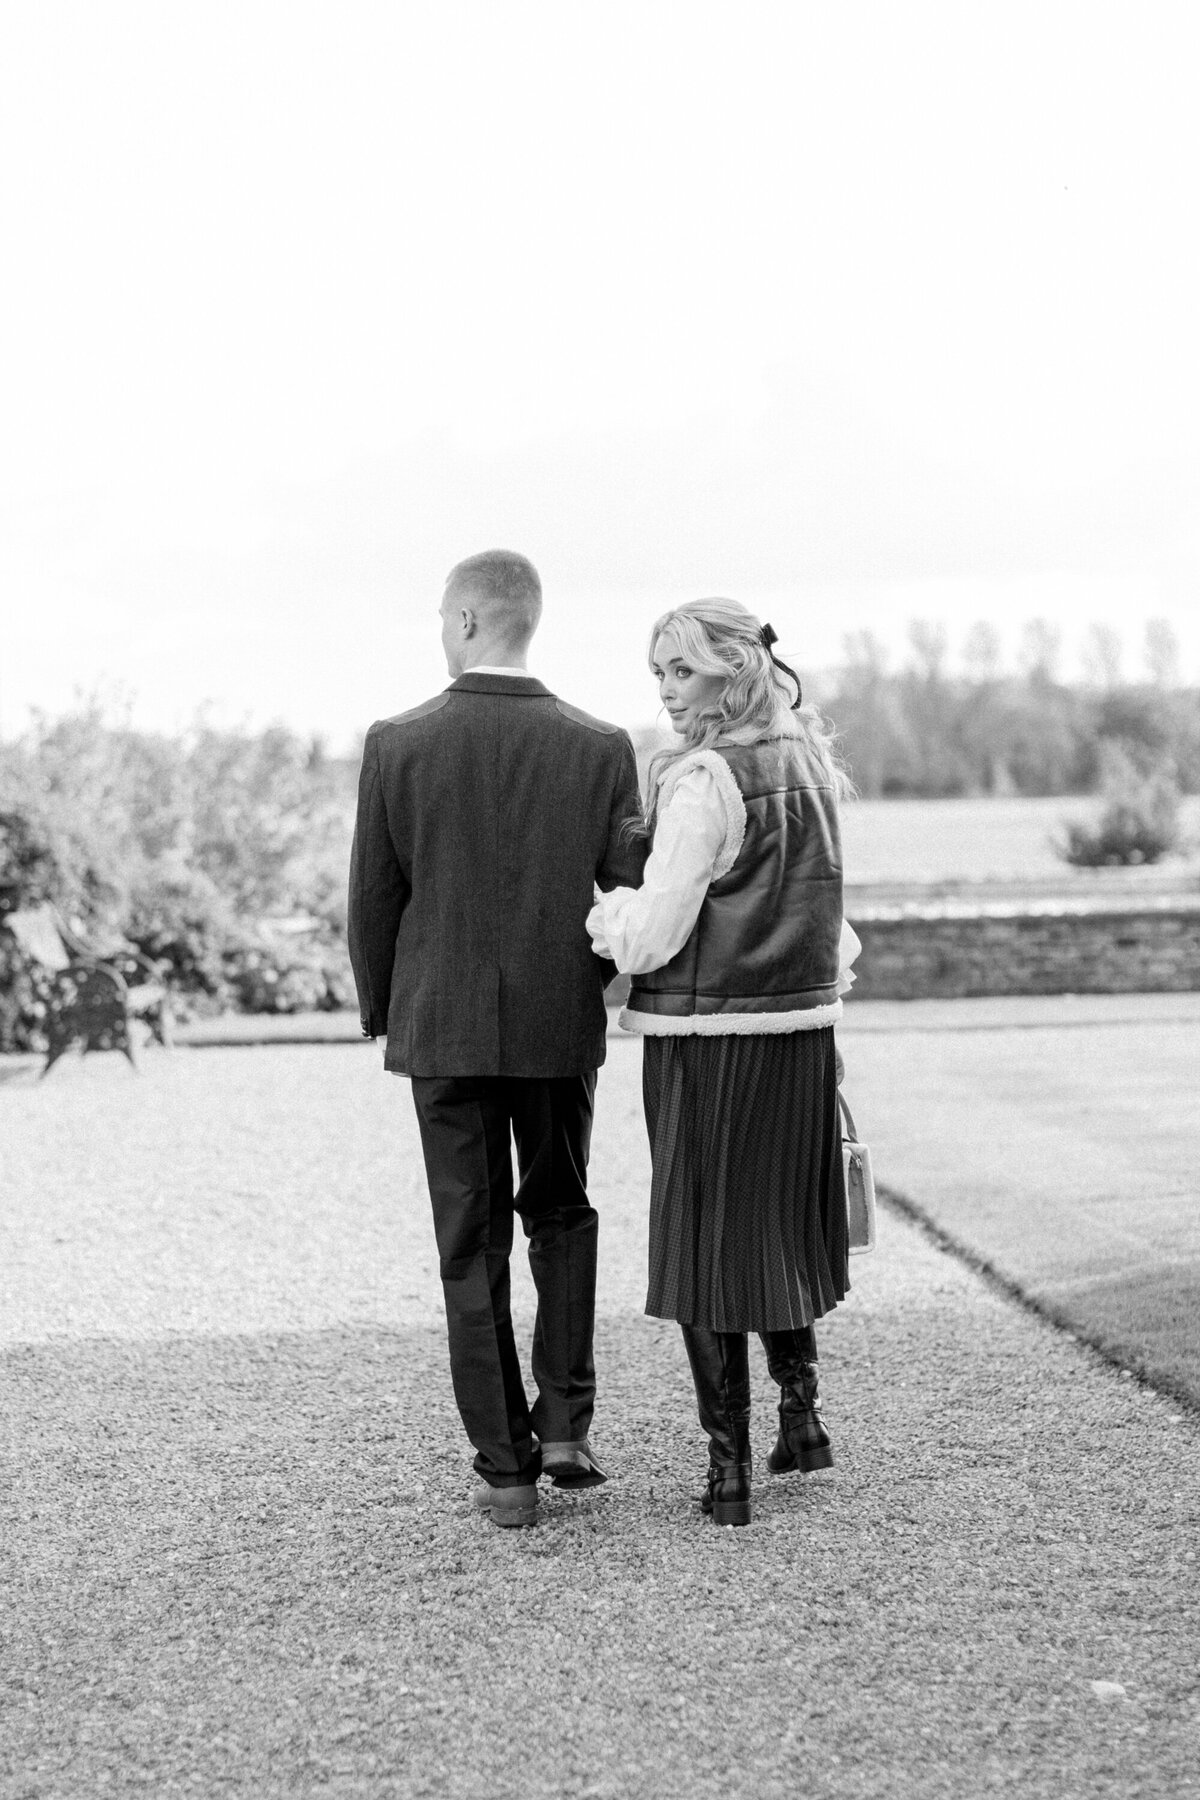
[1,622,1196,1045]
[816,619,1199,799]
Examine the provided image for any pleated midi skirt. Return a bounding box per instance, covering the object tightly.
[642,1026,849,1333]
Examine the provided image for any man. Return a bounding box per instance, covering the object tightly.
[348,550,645,1528]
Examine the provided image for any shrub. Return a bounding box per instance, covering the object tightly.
[0,802,115,1052]
[0,809,61,915]
[226,928,354,1015]
[0,933,52,1054]
[124,864,240,1009]
[0,709,360,1042]
[1058,743,1182,867]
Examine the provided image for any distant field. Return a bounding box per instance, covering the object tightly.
[841,793,1200,887]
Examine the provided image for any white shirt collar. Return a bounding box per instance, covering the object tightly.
[467,665,533,677]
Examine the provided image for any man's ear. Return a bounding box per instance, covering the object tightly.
[459,606,476,639]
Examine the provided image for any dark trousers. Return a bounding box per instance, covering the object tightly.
[410,1072,599,1487]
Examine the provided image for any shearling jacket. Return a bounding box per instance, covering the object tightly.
[624,733,843,1032]
[347,673,645,1078]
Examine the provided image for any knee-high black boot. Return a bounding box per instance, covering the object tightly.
[680,1326,752,1526]
[760,1328,833,1474]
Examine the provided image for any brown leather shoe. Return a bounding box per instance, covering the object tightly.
[538,1440,609,1489]
[472,1482,540,1528]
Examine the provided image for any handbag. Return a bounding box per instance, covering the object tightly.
[838,1090,877,1255]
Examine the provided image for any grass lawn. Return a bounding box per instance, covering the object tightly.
[841,793,1200,888]
[840,994,1200,1409]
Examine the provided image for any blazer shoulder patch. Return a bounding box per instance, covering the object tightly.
[379,692,452,729]
[554,698,619,734]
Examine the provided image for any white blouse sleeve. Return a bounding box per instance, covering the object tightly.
[586,765,727,976]
[837,920,862,994]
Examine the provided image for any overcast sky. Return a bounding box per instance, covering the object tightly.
[3,1,1198,747]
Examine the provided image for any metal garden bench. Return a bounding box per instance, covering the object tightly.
[3,905,173,1075]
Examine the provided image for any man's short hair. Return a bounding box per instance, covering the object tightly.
[445,549,543,642]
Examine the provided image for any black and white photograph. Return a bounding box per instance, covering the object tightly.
[2,3,1198,1796]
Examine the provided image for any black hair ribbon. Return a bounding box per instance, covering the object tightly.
[760,622,802,708]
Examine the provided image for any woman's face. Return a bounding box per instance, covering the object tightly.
[652,629,727,735]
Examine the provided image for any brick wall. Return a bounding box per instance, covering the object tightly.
[846,899,1200,1000]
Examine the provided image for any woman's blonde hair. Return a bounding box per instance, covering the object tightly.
[639,597,852,830]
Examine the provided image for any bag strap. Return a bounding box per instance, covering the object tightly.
[838,1089,859,1144]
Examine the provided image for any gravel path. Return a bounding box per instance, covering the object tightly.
[2,1042,1199,1798]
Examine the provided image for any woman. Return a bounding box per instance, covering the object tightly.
[587,598,857,1527]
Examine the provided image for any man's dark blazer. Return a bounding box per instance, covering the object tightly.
[347,674,645,1079]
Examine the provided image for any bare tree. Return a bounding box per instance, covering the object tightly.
[842,629,890,678]
[1082,623,1123,689]
[1018,618,1062,684]
[832,630,909,797]
[907,619,948,682]
[1144,617,1181,687]
[962,620,1003,683]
